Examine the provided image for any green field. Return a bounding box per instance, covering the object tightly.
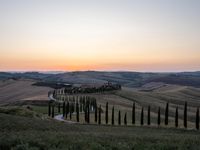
[1,108,200,150]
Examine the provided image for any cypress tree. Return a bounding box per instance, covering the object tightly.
[80,98,83,112]
[158,107,160,126]
[98,105,101,125]
[132,102,135,125]
[124,112,127,125]
[84,103,87,123]
[52,104,55,118]
[63,102,66,118]
[87,102,90,123]
[105,102,108,124]
[58,103,60,113]
[141,107,144,126]
[175,107,178,128]
[70,103,72,120]
[48,101,51,117]
[196,107,199,130]
[112,106,114,125]
[147,105,151,125]
[165,102,169,125]
[76,103,79,122]
[184,101,187,128]
[66,102,69,119]
[95,102,98,123]
[118,110,121,125]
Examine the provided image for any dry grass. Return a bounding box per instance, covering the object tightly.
[0,79,52,105]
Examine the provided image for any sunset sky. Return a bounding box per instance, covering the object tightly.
[0,0,200,72]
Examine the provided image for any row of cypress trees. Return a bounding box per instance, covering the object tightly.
[99,101,199,129]
[48,100,200,130]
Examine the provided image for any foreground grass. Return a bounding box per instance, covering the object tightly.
[1,110,200,150]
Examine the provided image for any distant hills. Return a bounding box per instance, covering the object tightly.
[0,71,200,88]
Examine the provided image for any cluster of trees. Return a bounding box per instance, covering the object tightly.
[48,100,200,130]
[52,82,121,96]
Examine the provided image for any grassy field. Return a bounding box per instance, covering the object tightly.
[1,108,200,150]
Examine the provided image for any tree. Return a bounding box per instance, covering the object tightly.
[112,106,114,125]
[58,103,61,113]
[84,103,87,123]
[118,110,121,125]
[124,112,127,125]
[147,105,151,125]
[48,101,51,117]
[175,107,178,128]
[105,102,108,124]
[66,102,69,119]
[196,107,199,130]
[76,102,79,122]
[165,102,169,125]
[87,101,90,123]
[98,105,101,125]
[184,101,187,128]
[70,103,72,120]
[52,103,55,118]
[63,102,66,118]
[141,107,144,126]
[158,107,160,126]
[95,102,97,123]
[132,102,135,125]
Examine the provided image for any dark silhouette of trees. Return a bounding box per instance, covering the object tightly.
[105,102,108,124]
[147,105,151,125]
[87,101,90,123]
[158,107,160,126]
[52,103,55,118]
[112,106,114,125]
[95,102,97,123]
[118,110,121,125]
[175,107,178,128]
[184,101,187,128]
[63,102,66,118]
[48,101,51,117]
[98,105,101,125]
[58,103,61,113]
[76,102,79,122]
[84,103,87,122]
[124,112,127,125]
[141,107,144,126]
[70,103,72,120]
[66,102,69,119]
[132,103,135,125]
[165,102,169,125]
[196,107,199,130]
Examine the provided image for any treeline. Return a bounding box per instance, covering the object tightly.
[48,99,200,130]
[51,83,121,96]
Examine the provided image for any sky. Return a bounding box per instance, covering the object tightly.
[0,0,200,72]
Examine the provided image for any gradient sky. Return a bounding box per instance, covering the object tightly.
[0,0,200,72]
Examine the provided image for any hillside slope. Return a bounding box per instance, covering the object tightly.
[0,79,52,105]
